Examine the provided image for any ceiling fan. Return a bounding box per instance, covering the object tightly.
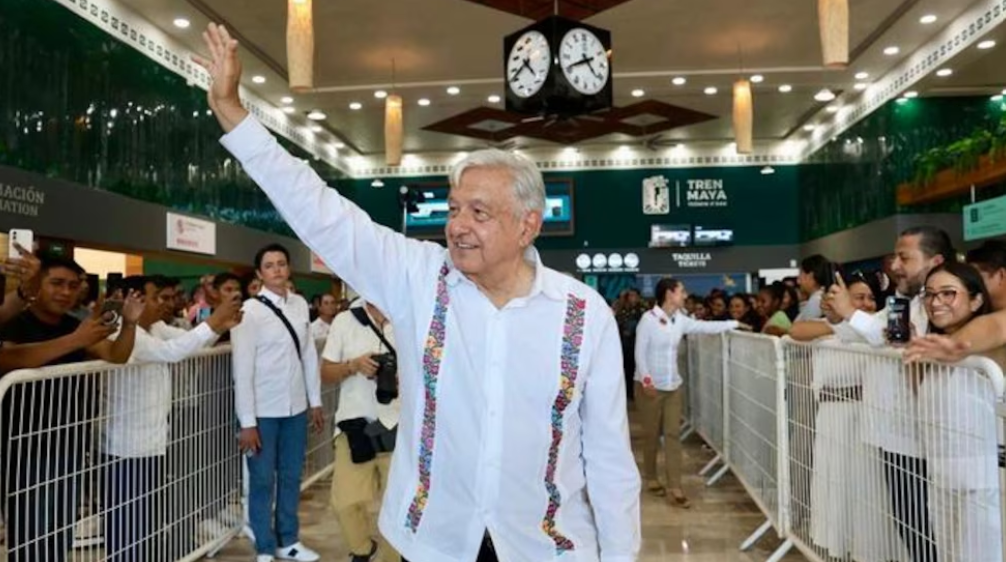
[519,107,611,128]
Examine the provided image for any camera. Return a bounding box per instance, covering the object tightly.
[372,353,398,404]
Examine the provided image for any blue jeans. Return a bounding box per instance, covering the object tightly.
[247,412,308,554]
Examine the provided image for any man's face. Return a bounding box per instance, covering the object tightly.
[973,265,1006,310]
[797,270,816,295]
[445,167,542,281]
[319,294,338,317]
[218,279,242,304]
[145,283,175,321]
[36,267,82,317]
[891,234,942,296]
[258,251,291,289]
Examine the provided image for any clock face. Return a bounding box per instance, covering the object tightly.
[559,28,609,95]
[507,31,551,98]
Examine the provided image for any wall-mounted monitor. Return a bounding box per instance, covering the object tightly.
[649,224,692,248]
[694,226,734,247]
[404,178,575,238]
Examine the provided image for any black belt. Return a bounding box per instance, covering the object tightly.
[818,385,862,402]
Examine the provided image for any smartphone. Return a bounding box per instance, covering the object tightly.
[8,229,33,259]
[886,296,912,344]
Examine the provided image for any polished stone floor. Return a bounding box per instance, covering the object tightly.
[214,408,807,562]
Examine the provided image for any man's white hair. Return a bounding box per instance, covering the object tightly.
[449,149,546,216]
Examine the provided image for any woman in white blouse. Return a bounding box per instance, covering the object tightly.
[919,262,1003,562]
[634,278,746,507]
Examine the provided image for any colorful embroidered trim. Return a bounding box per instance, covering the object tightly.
[541,294,586,554]
[405,264,451,532]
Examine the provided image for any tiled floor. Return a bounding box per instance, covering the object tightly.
[215,408,807,562]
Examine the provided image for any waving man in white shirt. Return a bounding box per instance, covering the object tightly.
[195,24,640,562]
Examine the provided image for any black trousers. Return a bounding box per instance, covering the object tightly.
[882,451,938,562]
[403,532,498,562]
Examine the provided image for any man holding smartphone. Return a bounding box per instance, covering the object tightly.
[824,226,954,562]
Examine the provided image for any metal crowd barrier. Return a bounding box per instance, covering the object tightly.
[685,332,1006,562]
[686,333,729,485]
[0,339,336,562]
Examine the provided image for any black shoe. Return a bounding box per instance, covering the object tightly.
[350,540,377,562]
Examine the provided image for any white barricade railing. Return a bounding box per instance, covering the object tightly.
[684,332,1006,562]
[686,333,729,482]
[0,340,337,562]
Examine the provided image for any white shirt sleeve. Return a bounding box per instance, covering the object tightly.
[846,309,888,347]
[679,315,739,335]
[129,323,217,363]
[633,314,653,380]
[219,116,442,320]
[231,302,259,428]
[301,302,322,409]
[321,314,346,363]
[581,311,641,562]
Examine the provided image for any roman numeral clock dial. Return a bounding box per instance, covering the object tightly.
[560,28,609,95]
[506,30,551,98]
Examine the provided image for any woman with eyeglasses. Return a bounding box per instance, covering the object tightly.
[793,272,907,562]
[918,262,1003,562]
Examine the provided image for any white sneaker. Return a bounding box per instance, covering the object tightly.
[276,542,320,562]
[256,555,275,562]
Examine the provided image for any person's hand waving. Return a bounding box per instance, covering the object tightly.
[192,23,248,132]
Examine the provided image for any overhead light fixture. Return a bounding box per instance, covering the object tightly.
[286,0,314,92]
[760,166,775,175]
[1002,88,1006,95]
[334,142,345,149]
[854,82,869,90]
[778,84,793,93]
[825,105,840,113]
[349,102,362,110]
[896,97,910,104]
[733,79,753,154]
[993,94,1004,101]
[814,88,836,102]
[672,77,687,86]
[173,18,191,29]
[631,89,645,97]
[307,110,326,120]
[281,96,294,104]
[417,98,431,106]
[310,125,322,132]
[883,46,900,56]
[704,86,718,95]
[371,179,385,188]
[936,68,953,77]
[919,14,937,24]
[904,91,919,98]
[374,90,388,99]
[446,86,460,95]
[487,94,501,103]
[251,75,266,84]
[803,124,817,131]
[855,71,869,80]
[385,94,403,166]
[282,106,296,114]
[750,75,764,83]
[818,0,849,67]
[978,40,997,50]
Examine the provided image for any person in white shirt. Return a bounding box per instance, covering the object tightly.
[230,244,324,562]
[634,278,742,508]
[825,226,954,562]
[310,294,338,341]
[196,25,640,562]
[796,254,831,321]
[103,275,241,562]
[321,300,401,562]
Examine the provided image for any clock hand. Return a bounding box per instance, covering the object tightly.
[510,57,532,82]
[564,56,591,71]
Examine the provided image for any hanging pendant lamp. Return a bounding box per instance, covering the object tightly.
[287,0,314,92]
[385,94,403,166]
[818,0,849,68]
[733,79,753,154]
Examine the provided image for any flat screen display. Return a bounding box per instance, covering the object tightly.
[649,224,692,248]
[694,226,734,247]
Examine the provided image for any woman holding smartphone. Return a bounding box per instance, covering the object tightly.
[634,278,747,507]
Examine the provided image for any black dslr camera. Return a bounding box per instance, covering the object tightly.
[372,352,398,404]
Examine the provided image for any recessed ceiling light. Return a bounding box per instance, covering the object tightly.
[760,166,775,175]
[826,105,840,113]
[1002,88,1006,95]
[417,98,431,107]
[487,95,501,103]
[310,125,323,133]
[282,106,296,114]
[251,75,266,84]
[447,86,461,95]
[374,90,388,99]
[307,110,326,120]
[896,97,910,104]
[334,142,346,149]
[349,102,362,110]
[281,96,294,104]
[993,94,1004,101]
[978,40,997,50]
[936,68,953,77]
[173,18,191,29]
[672,77,687,86]
[778,84,792,93]
[814,88,836,102]
[919,14,938,24]
[883,46,900,56]
[854,82,869,91]
[904,91,919,98]
[631,89,645,97]
[704,86,717,95]
[803,124,817,131]
[855,71,869,80]
[750,74,764,83]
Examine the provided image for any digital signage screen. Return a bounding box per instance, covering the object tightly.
[693,226,734,247]
[649,224,692,248]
